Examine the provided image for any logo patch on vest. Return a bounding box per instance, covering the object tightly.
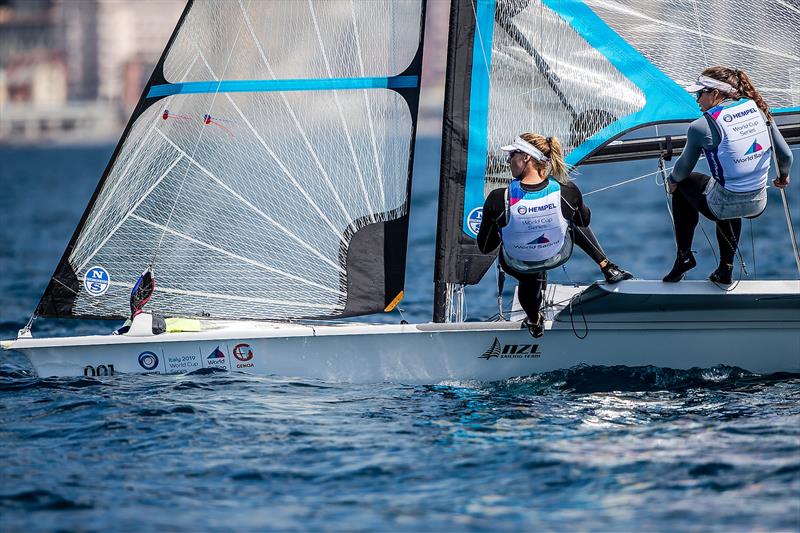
[744,139,763,155]
[527,234,550,245]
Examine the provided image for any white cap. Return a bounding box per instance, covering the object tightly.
[684,75,736,94]
[499,136,549,162]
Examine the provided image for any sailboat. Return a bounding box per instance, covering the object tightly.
[3,0,799,381]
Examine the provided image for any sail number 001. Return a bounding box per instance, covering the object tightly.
[83,364,115,377]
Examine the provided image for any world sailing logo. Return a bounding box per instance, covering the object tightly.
[527,234,550,245]
[207,346,227,368]
[744,139,763,155]
[84,266,110,296]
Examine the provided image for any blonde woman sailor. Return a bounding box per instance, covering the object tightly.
[477,133,632,337]
[663,67,793,284]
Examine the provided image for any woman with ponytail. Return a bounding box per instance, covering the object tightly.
[663,66,793,284]
[477,133,632,337]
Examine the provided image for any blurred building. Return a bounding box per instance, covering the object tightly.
[0,0,448,142]
[0,0,183,142]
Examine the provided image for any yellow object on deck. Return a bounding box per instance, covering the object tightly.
[165,317,203,333]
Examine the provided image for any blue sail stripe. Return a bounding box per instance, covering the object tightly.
[541,0,700,166]
[147,76,419,98]
[462,0,497,237]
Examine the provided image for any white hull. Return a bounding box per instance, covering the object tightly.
[4,281,800,382]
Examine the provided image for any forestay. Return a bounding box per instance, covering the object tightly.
[36,0,426,321]
[434,0,800,321]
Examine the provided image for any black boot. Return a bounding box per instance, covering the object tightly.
[601,261,634,283]
[662,251,696,282]
[709,263,734,285]
[522,313,544,338]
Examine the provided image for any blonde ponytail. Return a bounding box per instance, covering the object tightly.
[519,132,571,184]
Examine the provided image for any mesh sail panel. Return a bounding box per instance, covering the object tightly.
[485,0,645,187]
[37,0,424,321]
[585,0,800,110]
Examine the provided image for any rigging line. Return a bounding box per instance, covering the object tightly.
[349,0,386,212]
[236,0,353,223]
[469,0,492,82]
[767,120,800,276]
[583,165,674,196]
[187,41,348,237]
[221,95,346,239]
[658,155,679,253]
[77,50,202,255]
[49,276,129,317]
[308,0,375,222]
[749,219,757,279]
[131,214,345,296]
[592,0,799,62]
[153,0,252,268]
[153,128,345,273]
[689,0,709,66]
[154,286,340,310]
[75,156,184,275]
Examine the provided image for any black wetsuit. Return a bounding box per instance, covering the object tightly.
[477,178,603,320]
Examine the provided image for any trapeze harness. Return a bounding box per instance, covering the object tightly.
[702,98,771,219]
[500,178,573,273]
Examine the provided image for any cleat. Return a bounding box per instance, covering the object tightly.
[662,251,696,282]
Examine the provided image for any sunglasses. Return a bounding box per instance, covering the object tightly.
[506,150,524,163]
[695,89,713,101]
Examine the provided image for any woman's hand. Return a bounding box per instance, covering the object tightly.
[773,175,790,189]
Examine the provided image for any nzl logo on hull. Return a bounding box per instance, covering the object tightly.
[479,338,541,359]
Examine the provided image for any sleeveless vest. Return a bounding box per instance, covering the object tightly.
[500,179,572,272]
[703,98,771,192]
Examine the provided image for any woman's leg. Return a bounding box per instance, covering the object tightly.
[573,226,633,282]
[708,218,741,284]
[515,274,545,321]
[716,218,742,265]
[573,226,605,264]
[663,173,713,281]
[671,174,708,253]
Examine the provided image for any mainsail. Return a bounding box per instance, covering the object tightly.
[37,0,426,321]
[434,0,800,322]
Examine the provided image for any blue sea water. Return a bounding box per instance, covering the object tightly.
[1,139,799,531]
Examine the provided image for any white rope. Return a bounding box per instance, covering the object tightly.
[153,0,251,266]
[583,165,675,196]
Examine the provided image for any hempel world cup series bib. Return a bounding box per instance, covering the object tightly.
[501,179,569,264]
[704,98,772,192]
